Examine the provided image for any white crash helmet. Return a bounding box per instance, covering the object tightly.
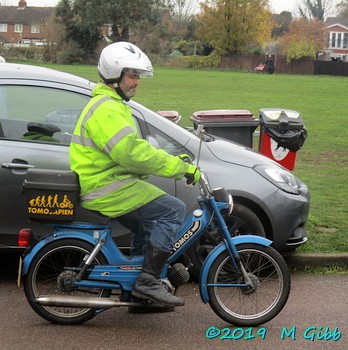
[98,41,153,83]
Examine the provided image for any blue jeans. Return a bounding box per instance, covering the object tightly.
[117,194,186,255]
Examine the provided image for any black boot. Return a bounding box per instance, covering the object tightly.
[133,243,185,307]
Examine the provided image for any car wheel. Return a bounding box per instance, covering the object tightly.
[186,203,266,279]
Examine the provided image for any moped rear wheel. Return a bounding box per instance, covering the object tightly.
[207,243,290,326]
[24,239,110,325]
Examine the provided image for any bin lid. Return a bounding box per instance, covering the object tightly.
[259,108,307,151]
[259,108,303,128]
[192,109,256,122]
[156,110,181,124]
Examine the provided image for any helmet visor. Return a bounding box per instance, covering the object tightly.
[123,67,153,78]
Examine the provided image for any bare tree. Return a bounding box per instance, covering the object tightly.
[296,0,337,20]
[337,0,348,17]
[164,0,200,23]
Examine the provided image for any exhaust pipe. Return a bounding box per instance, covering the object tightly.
[36,295,137,308]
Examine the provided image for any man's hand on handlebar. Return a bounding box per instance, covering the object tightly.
[178,153,200,186]
[185,164,200,186]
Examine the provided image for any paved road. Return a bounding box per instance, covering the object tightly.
[1,254,348,350]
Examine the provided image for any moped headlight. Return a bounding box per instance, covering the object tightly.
[228,193,234,215]
[211,188,234,215]
[212,187,229,202]
[253,165,302,195]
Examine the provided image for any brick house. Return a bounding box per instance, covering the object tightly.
[0,0,54,46]
[321,17,348,62]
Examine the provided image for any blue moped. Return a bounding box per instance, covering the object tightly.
[19,127,290,326]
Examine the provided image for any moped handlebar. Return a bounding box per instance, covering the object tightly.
[198,172,211,197]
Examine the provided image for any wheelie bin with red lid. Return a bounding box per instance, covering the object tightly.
[190,109,259,148]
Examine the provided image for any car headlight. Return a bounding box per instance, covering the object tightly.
[253,165,302,195]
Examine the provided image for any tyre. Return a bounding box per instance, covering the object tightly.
[187,203,265,279]
[207,243,290,326]
[24,239,111,325]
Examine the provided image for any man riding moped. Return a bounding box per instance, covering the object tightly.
[69,42,200,312]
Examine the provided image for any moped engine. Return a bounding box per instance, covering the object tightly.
[167,263,190,288]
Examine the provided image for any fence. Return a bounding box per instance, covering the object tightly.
[220,54,348,76]
[314,60,348,75]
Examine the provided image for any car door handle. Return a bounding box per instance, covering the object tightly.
[1,162,35,170]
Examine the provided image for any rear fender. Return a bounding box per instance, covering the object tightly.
[199,235,272,303]
[21,230,113,275]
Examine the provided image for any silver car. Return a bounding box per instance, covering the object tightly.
[0,63,310,276]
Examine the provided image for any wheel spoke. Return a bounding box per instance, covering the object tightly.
[24,240,110,324]
[207,244,290,326]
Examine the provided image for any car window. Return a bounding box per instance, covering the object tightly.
[147,123,193,158]
[0,85,89,145]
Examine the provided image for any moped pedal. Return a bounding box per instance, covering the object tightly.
[134,300,170,311]
[120,291,156,305]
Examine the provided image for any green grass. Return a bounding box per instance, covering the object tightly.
[304,265,348,274]
[27,63,348,254]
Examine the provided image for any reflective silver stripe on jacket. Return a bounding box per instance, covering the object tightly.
[104,126,134,153]
[71,96,134,151]
[80,177,135,201]
[73,96,136,201]
[71,97,109,147]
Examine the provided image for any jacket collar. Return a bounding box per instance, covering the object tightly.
[92,82,126,101]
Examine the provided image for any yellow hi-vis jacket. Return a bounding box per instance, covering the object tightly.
[69,83,189,218]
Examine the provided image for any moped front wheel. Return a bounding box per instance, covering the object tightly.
[24,239,111,325]
[207,243,290,326]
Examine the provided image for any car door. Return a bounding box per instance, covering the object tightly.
[131,104,200,212]
[0,79,196,251]
[0,83,90,248]
[131,107,188,194]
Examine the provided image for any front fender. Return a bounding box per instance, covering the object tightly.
[199,235,272,303]
[21,230,110,275]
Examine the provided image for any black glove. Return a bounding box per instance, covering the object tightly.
[184,164,201,186]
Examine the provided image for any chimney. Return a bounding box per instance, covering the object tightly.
[18,0,27,9]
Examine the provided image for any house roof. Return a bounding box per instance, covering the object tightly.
[326,17,348,29]
[0,6,54,25]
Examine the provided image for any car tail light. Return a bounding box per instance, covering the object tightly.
[18,228,32,247]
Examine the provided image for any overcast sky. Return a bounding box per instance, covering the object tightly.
[0,0,340,16]
[1,0,297,13]
[270,0,296,14]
